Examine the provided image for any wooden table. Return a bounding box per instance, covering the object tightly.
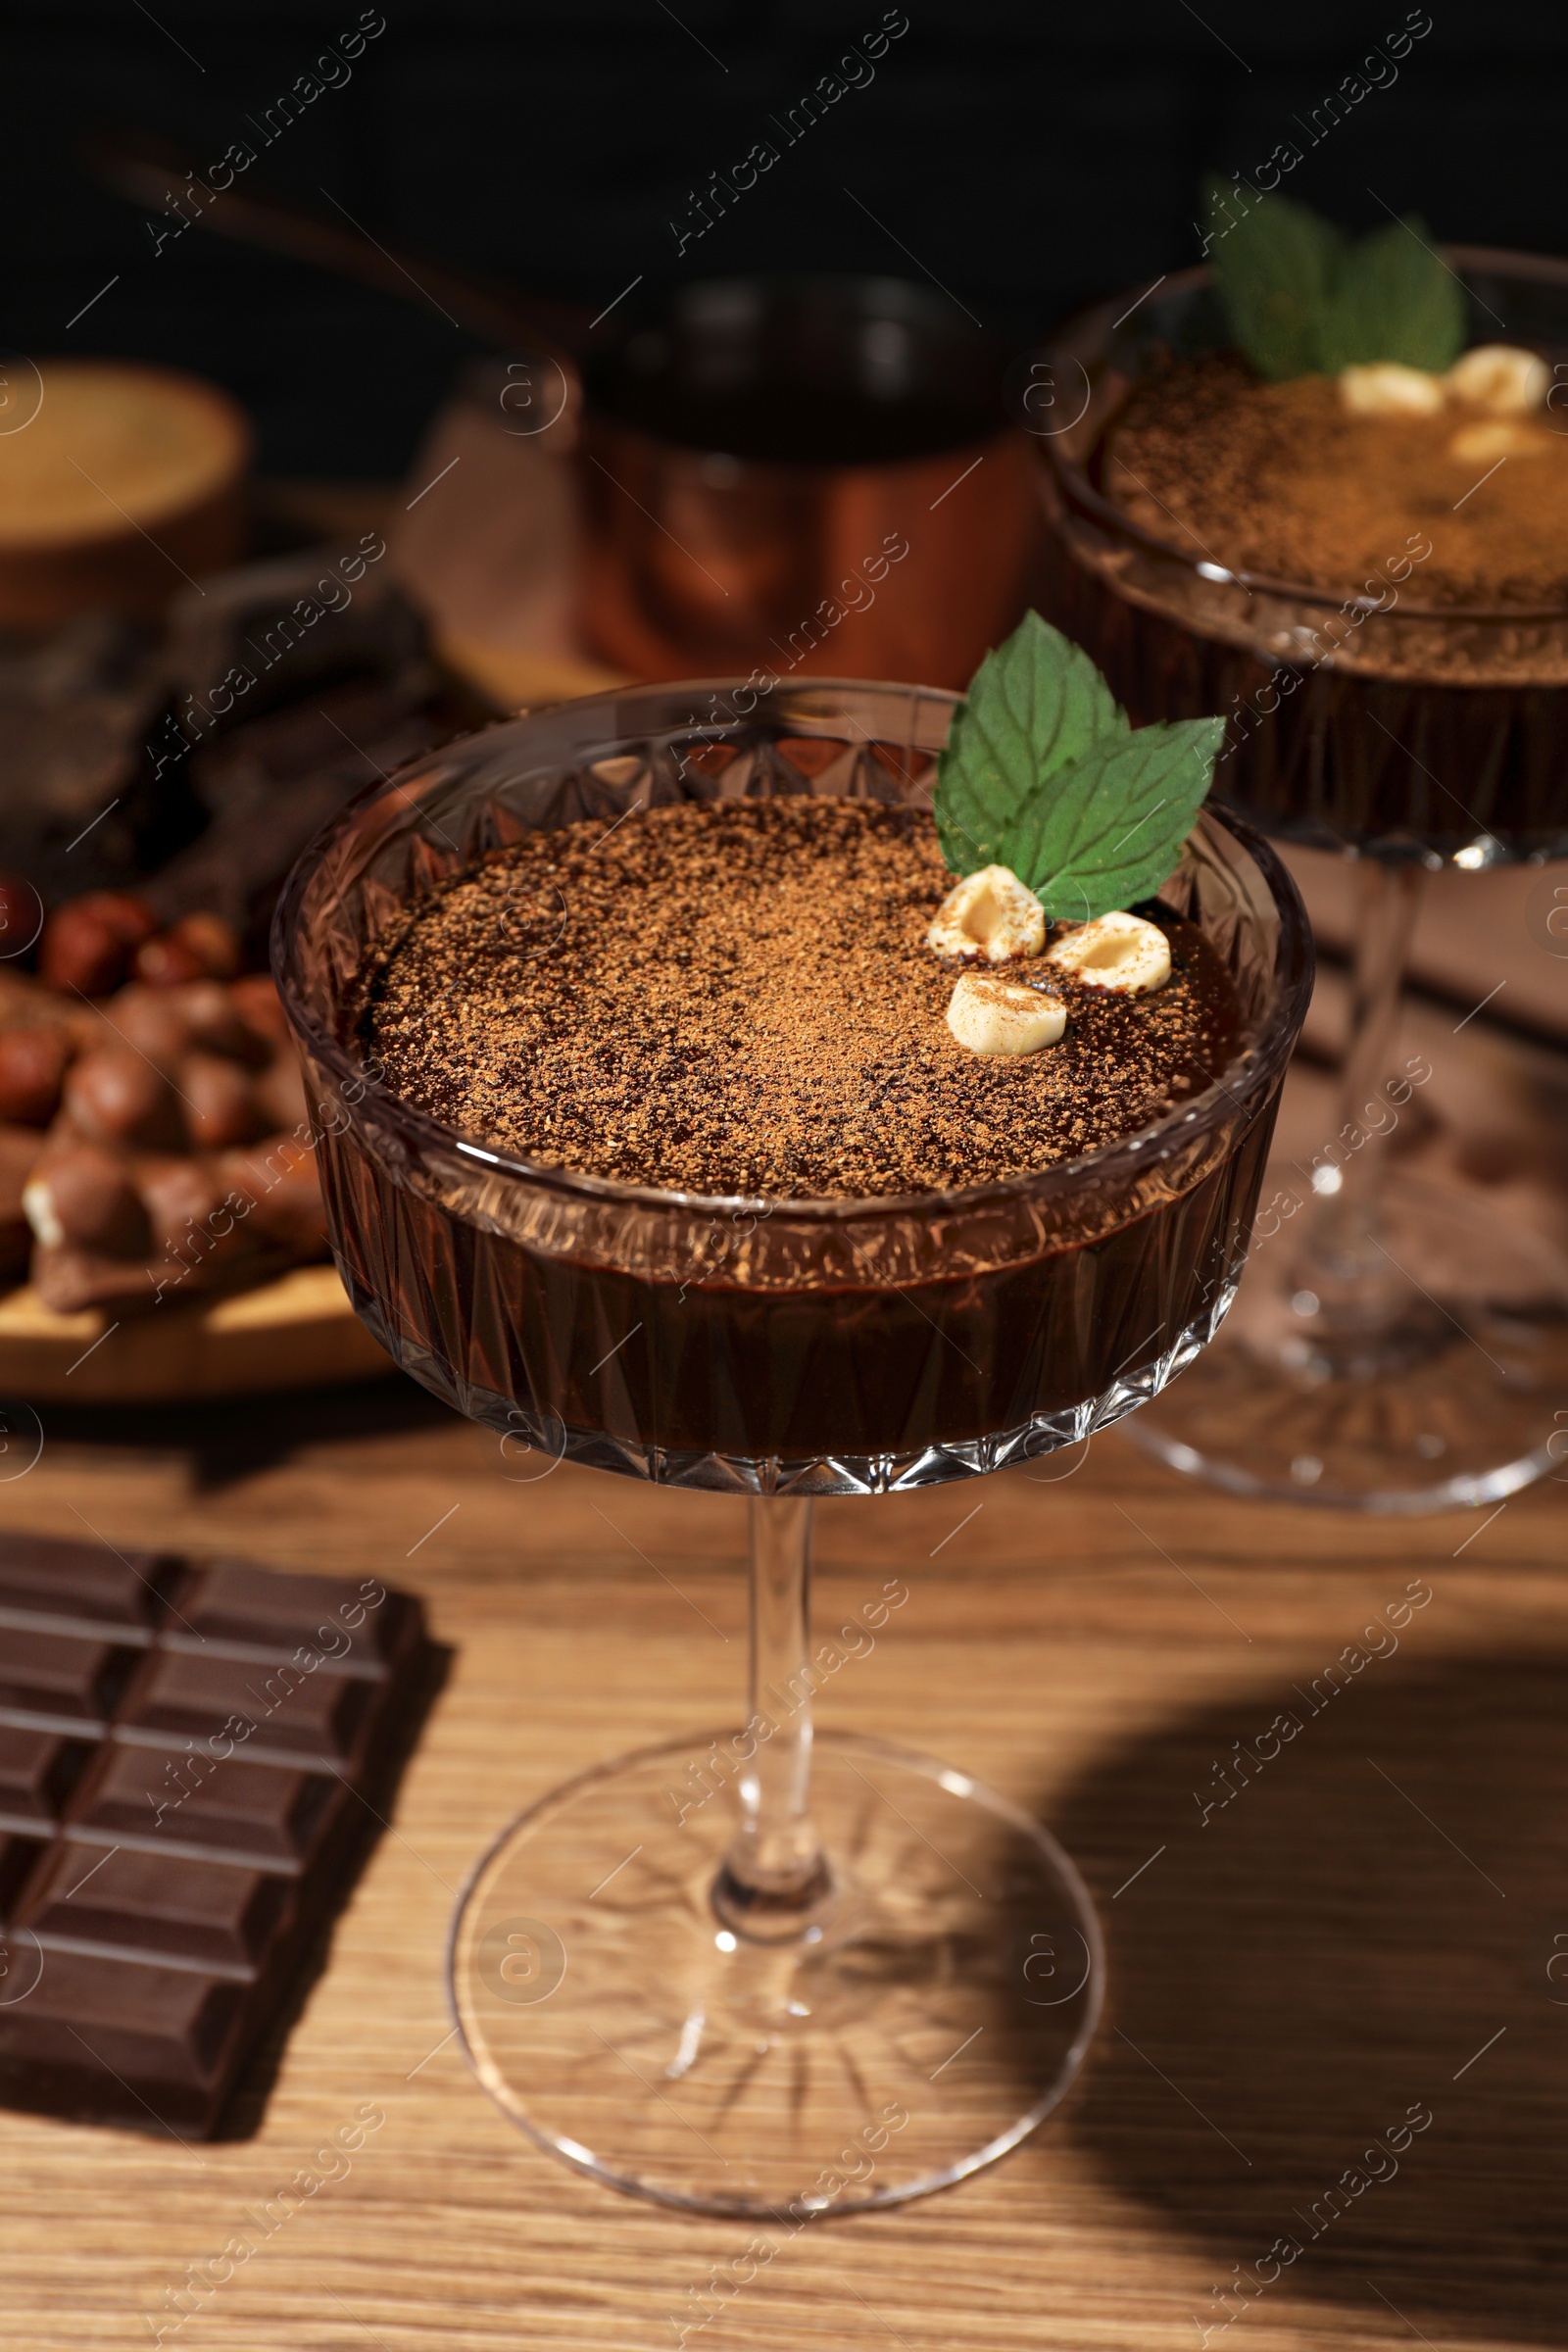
[2,1375,1563,2352]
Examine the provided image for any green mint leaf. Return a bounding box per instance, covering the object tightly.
[1205,175,1343,382]
[1204,181,1467,380]
[997,716,1227,922]
[1316,214,1466,373]
[933,611,1127,875]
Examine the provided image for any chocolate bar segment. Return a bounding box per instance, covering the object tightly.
[117,1650,377,1772]
[0,1535,174,1643]
[0,1727,89,1835]
[0,1632,133,1736]
[0,1949,246,2131]
[66,1744,342,1873]
[161,1562,411,1678]
[18,1844,292,1978]
[0,1537,431,2136]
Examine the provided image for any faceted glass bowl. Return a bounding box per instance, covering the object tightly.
[1036,248,1568,862]
[272,677,1314,1494]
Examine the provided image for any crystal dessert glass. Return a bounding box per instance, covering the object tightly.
[1035,249,1568,1511]
[273,678,1311,2215]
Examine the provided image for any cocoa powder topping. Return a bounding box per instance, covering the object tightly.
[359,798,1238,1200]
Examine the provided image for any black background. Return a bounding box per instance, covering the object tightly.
[8,3,1564,476]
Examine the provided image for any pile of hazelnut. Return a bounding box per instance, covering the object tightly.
[0,887,326,1317]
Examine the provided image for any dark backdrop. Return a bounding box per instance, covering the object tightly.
[8,2,1565,477]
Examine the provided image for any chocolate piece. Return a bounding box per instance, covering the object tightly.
[0,1633,132,1734]
[117,1650,376,1773]
[0,1953,244,2132]
[0,1728,88,1833]
[0,1532,431,2136]
[0,1832,44,1918]
[163,1561,408,1676]
[67,1745,341,1873]
[17,1844,292,1978]
[0,1534,172,1642]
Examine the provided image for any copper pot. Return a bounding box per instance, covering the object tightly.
[570,276,1041,688]
[92,138,1040,690]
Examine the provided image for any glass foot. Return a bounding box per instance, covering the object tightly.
[448,1729,1102,2216]
[1124,1174,1568,1512]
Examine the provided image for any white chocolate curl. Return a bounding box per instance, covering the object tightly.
[946,971,1066,1056]
[1045,910,1171,995]
[926,864,1046,963]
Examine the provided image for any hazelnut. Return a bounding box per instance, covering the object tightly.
[134,932,209,989]
[167,911,241,979]
[172,980,270,1066]
[927,866,1047,963]
[137,1155,225,1257]
[220,1136,327,1254]
[0,1027,69,1126]
[0,875,44,966]
[1446,418,1551,465]
[181,1053,262,1150]
[1045,910,1172,994]
[24,1148,149,1256]
[1446,343,1550,415]
[40,894,155,996]
[106,985,196,1071]
[63,1047,184,1151]
[253,1054,308,1132]
[946,971,1066,1056]
[229,974,291,1047]
[1338,364,1446,417]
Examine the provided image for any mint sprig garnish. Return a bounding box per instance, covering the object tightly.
[934,612,1224,921]
[1203,178,1465,381]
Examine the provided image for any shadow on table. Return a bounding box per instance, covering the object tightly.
[1049,1648,1568,2348]
[33,1371,461,1492]
[219,1630,455,2140]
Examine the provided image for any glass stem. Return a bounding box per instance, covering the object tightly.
[1290,858,1432,1352]
[1327,858,1425,1221]
[710,1497,834,1942]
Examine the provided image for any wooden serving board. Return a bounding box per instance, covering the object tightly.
[0,1261,396,1403]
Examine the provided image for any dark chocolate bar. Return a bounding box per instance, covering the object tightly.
[0,1536,430,2136]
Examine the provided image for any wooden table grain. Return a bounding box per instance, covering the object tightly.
[2,1374,1563,2352]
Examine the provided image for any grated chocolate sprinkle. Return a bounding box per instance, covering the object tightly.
[357,797,1239,1200]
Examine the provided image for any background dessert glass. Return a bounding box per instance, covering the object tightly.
[274,678,1311,2216]
[1034,249,1568,1512]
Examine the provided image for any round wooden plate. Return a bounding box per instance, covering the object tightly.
[0,1263,396,1404]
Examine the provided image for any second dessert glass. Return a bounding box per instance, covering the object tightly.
[1036,250,1568,1511]
[274,678,1310,2215]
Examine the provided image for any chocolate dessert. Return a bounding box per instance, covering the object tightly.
[1038,199,1568,856]
[358,798,1237,1201]
[275,652,1309,1484]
